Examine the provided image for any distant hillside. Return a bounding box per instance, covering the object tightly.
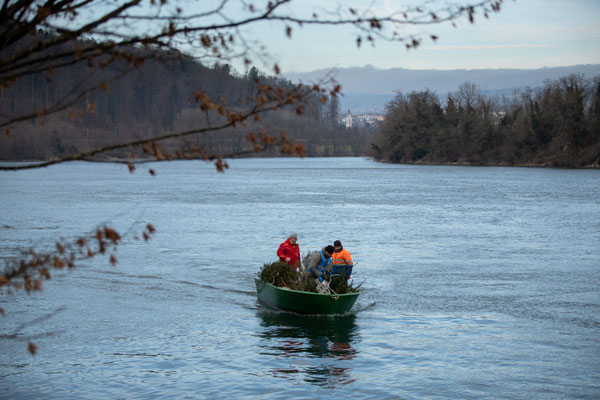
[0,40,370,160]
[286,64,600,113]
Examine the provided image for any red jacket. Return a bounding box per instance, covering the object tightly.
[277,238,301,268]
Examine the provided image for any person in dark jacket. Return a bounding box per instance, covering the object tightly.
[308,245,335,279]
[277,233,301,269]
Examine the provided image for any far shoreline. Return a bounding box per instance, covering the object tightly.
[1,155,599,170]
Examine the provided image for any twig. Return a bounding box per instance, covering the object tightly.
[279,276,287,287]
[353,279,366,291]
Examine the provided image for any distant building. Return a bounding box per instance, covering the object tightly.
[340,112,384,129]
[343,112,353,128]
[492,111,507,125]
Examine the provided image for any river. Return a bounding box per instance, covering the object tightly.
[1,157,599,398]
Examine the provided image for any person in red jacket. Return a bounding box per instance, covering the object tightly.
[277,233,301,269]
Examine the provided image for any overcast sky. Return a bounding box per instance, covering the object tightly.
[241,0,600,73]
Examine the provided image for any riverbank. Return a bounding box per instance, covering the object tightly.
[3,154,600,169]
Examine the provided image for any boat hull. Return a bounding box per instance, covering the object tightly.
[254,276,359,315]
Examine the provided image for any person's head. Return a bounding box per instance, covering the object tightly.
[289,233,297,245]
[324,245,335,257]
[333,240,342,251]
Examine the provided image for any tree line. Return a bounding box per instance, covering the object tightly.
[371,75,600,168]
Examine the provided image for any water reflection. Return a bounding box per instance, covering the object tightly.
[256,308,359,387]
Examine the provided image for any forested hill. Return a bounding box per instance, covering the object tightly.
[370,77,600,168]
[0,40,368,161]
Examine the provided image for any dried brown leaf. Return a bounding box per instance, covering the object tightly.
[53,257,65,269]
[103,227,121,243]
[28,342,37,355]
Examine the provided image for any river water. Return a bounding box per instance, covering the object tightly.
[1,157,599,399]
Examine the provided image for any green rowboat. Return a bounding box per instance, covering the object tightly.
[254,276,359,315]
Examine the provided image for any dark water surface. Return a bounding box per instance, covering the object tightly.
[1,157,599,399]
